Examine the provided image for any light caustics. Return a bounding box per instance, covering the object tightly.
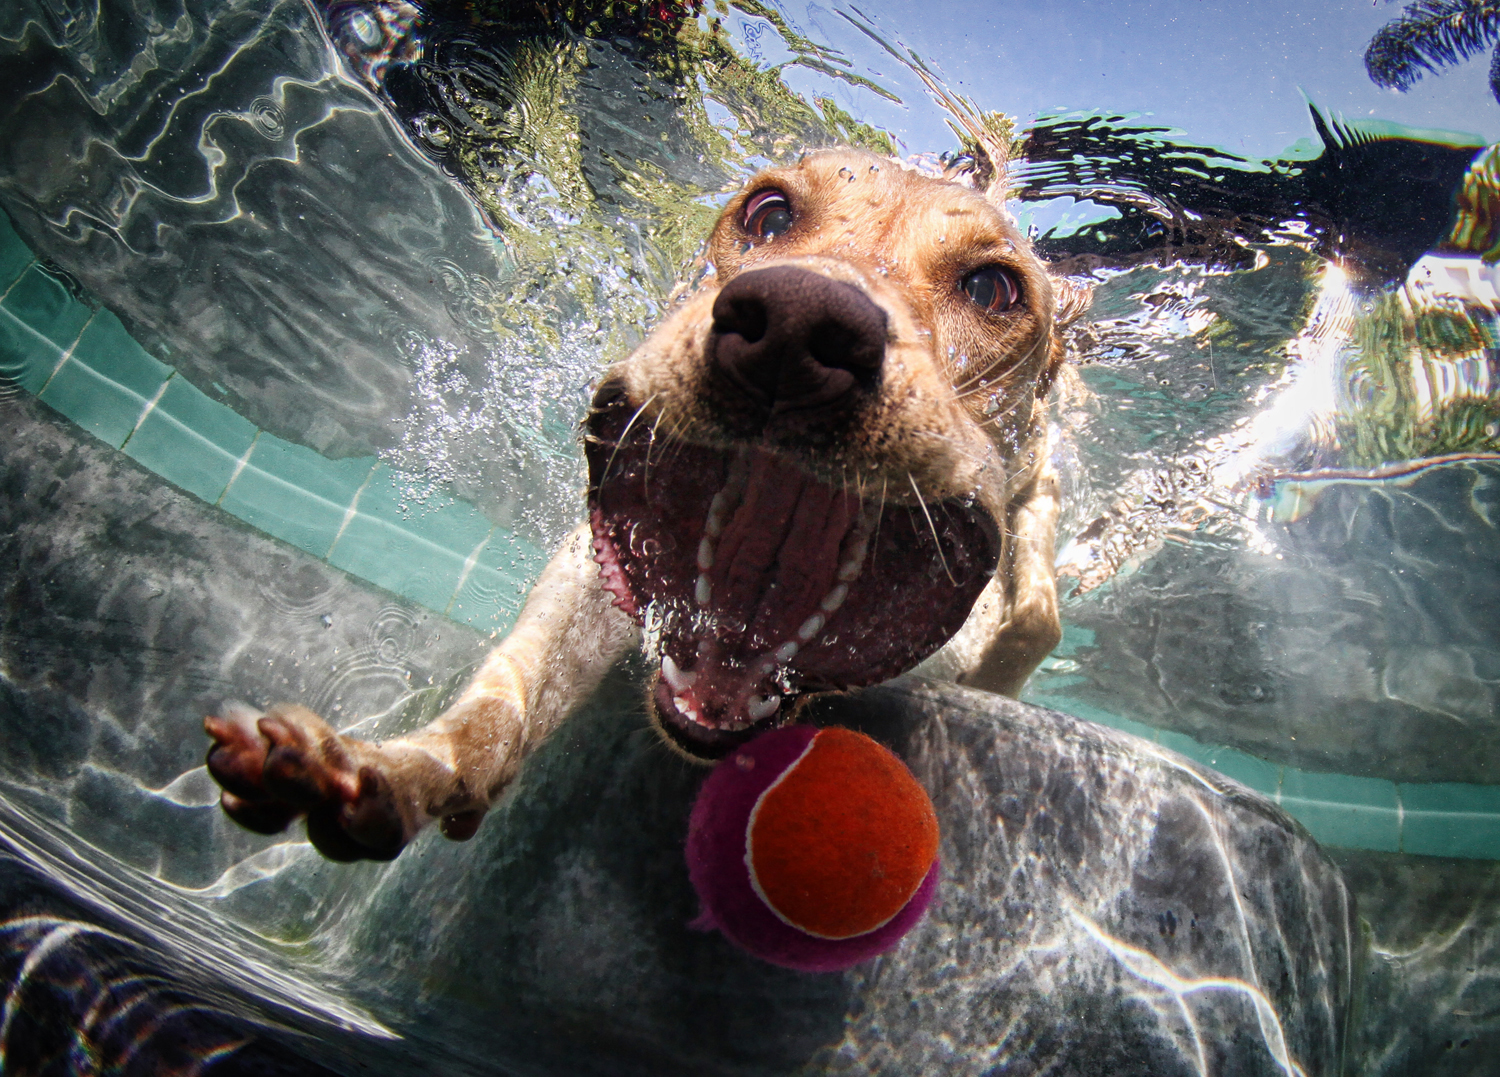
[1070,910,1308,1077]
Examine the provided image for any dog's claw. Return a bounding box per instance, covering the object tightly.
[338,766,406,858]
[218,790,299,836]
[204,703,410,862]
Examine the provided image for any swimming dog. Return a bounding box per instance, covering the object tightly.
[204,147,1088,861]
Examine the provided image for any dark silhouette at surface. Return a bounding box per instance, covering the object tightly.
[1365,0,1500,105]
[1018,106,1482,284]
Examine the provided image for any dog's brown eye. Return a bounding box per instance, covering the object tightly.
[961,266,1021,314]
[742,189,794,240]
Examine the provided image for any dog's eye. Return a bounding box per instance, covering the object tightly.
[742,189,794,241]
[961,266,1021,314]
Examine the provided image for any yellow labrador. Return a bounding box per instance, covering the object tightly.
[205,148,1085,860]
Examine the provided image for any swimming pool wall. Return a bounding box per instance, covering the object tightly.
[1,209,1496,862]
[0,212,541,635]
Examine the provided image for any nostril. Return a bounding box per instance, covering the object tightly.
[808,319,882,376]
[710,266,887,415]
[713,295,768,345]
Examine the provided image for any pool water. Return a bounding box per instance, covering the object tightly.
[0,1,1497,1073]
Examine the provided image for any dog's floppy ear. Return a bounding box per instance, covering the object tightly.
[904,65,1016,206]
[1052,274,1093,327]
[1038,275,1093,396]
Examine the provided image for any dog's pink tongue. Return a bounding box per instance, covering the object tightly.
[709,451,855,657]
[664,452,860,729]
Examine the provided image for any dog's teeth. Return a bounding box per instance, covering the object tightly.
[797,614,825,642]
[705,491,729,537]
[837,536,869,582]
[697,537,714,572]
[661,654,696,692]
[695,574,712,606]
[672,696,704,725]
[820,584,848,612]
[775,641,799,663]
[747,694,780,720]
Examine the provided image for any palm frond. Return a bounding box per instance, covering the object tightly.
[1365,0,1500,91]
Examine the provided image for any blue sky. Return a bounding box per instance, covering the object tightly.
[739,1,1500,160]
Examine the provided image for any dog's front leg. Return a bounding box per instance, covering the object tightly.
[204,524,637,860]
[917,462,1063,697]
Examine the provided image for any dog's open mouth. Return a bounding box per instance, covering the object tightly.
[585,387,1000,759]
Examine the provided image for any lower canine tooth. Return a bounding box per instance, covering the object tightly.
[706,492,728,537]
[672,696,703,724]
[747,694,780,720]
[661,654,696,692]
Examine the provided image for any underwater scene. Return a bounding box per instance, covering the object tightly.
[1,0,1498,1073]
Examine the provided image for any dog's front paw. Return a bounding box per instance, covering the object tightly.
[204,702,408,862]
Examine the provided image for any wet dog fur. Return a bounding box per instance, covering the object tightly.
[204,147,1089,861]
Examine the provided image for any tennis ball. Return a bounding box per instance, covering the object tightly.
[685,725,940,972]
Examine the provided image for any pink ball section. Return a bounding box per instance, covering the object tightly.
[685,725,941,973]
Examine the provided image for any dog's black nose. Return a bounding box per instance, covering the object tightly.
[710,266,886,413]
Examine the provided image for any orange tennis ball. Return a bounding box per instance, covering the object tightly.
[686,725,940,971]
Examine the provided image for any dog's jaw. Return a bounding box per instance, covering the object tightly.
[585,384,1000,760]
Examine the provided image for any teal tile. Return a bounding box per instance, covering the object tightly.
[1054,623,1097,656]
[1,262,91,348]
[1021,694,1160,743]
[123,376,258,502]
[220,438,376,557]
[1195,746,1281,796]
[38,311,172,446]
[0,304,69,393]
[0,212,33,291]
[1156,729,1217,767]
[469,528,547,577]
[1399,782,1500,860]
[327,467,495,611]
[38,357,160,447]
[447,562,527,633]
[69,309,171,397]
[0,264,92,392]
[1280,769,1400,852]
[446,532,547,632]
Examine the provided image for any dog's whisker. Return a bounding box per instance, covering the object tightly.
[951,333,1046,399]
[908,473,956,587]
[642,406,675,500]
[953,329,1044,385]
[645,407,670,465]
[600,394,659,496]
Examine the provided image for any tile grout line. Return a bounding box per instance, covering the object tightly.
[324,462,382,561]
[118,369,177,451]
[217,428,262,507]
[446,525,498,617]
[0,258,36,303]
[37,309,98,395]
[1396,787,1406,855]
